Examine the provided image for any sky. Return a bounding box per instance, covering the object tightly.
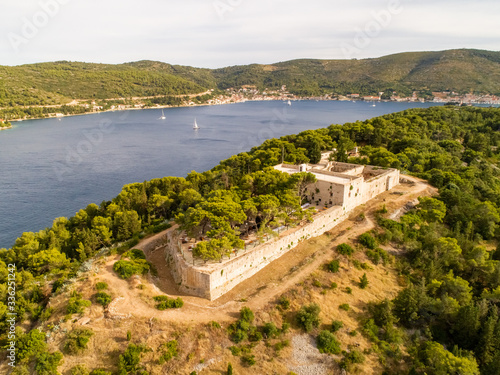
[0,0,499,68]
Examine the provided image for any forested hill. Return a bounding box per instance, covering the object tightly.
[1,49,500,107]
[1,106,500,374]
[0,61,208,107]
[213,49,500,96]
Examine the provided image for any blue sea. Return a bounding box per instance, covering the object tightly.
[0,100,441,247]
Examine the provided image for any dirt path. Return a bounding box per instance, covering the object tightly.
[91,175,434,323]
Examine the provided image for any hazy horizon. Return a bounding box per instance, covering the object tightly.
[2,0,499,68]
[3,47,500,69]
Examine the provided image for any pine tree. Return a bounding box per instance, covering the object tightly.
[478,311,498,366]
[359,273,369,289]
[227,362,233,375]
[452,303,480,350]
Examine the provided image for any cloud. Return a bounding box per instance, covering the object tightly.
[1,0,498,67]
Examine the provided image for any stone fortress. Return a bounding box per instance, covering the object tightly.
[163,152,400,301]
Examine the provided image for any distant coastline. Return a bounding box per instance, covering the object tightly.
[0,96,424,124]
[2,93,498,126]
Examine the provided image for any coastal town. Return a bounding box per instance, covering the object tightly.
[88,86,500,113]
[1,85,499,123]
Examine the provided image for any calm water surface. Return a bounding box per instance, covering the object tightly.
[0,100,441,247]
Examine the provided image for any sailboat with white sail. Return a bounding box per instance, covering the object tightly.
[159,109,166,120]
[193,118,199,130]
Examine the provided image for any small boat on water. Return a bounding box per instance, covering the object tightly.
[159,109,166,120]
[287,100,292,106]
[193,118,199,130]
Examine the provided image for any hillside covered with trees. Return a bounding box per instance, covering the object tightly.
[1,49,499,108]
[1,106,500,374]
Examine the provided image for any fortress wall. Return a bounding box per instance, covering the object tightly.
[308,180,346,206]
[343,177,367,211]
[164,230,212,299]
[207,206,347,300]
[363,169,400,201]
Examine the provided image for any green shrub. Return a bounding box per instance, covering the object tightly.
[230,329,247,344]
[316,330,341,354]
[39,307,54,322]
[312,279,322,287]
[67,291,92,315]
[359,233,378,249]
[113,259,150,279]
[95,282,108,290]
[340,349,365,370]
[242,354,256,366]
[281,322,290,334]
[71,365,90,375]
[278,296,291,310]
[344,287,352,294]
[35,351,64,375]
[154,296,184,310]
[296,303,321,332]
[63,328,94,354]
[124,249,146,260]
[118,344,148,374]
[336,243,354,256]
[263,322,279,338]
[52,277,66,293]
[366,248,392,265]
[359,273,369,289]
[158,340,178,364]
[227,362,233,375]
[248,327,263,342]
[96,292,112,307]
[90,370,112,375]
[327,259,340,273]
[369,299,396,327]
[127,331,132,341]
[274,339,290,352]
[11,365,30,375]
[339,304,350,311]
[331,320,344,333]
[240,307,254,323]
[210,321,221,329]
[16,329,47,361]
[229,346,241,356]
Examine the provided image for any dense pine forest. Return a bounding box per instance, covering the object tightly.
[1,106,500,374]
